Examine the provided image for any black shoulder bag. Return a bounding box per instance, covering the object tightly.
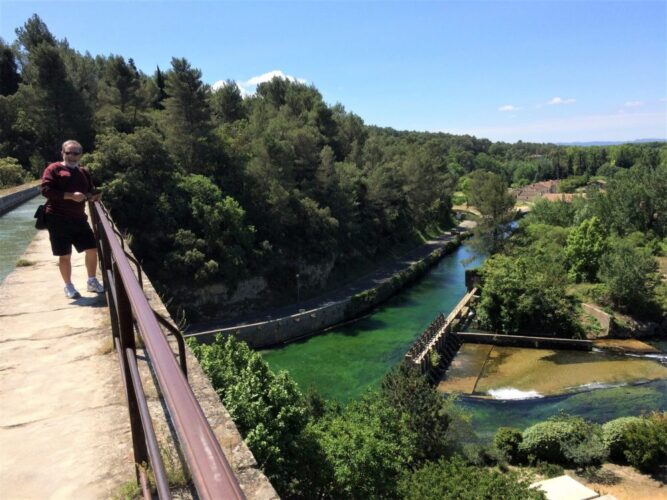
[34,204,47,230]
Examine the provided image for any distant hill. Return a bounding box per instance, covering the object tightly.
[557,138,666,146]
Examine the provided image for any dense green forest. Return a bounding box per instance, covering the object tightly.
[1,15,665,324]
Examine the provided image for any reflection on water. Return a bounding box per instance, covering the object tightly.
[0,195,41,283]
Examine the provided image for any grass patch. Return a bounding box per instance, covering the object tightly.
[112,480,141,500]
[96,337,115,356]
[579,309,604,338]
[112,442,191,499]
[16,259,34,267]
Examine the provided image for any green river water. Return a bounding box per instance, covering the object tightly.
[0,195,41,283]
[262,244,481,402]
[262,243,667,438]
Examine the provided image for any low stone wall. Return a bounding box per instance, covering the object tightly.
[582,303,613,336]
[0,183,40,215]
[192,239,462,349]
[459,332,592,351]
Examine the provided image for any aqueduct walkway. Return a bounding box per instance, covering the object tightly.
[0,196,276,499]
[0,230,134,497]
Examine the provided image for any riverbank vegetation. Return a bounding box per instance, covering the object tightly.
[191,334,665,498]
[494,412,667,476]
[2,15,665,324]
[191,334,546,498]
[473,155,667,337]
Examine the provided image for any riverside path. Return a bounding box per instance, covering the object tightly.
[0,229,135,498]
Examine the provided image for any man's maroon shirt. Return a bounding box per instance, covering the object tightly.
[41,162,94,220]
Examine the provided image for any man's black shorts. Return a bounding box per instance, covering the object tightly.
[46,214,96,256]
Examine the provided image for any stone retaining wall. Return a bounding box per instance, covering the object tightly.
[193,239,462,349]
[0,184,40,215]
[582,303,613,336]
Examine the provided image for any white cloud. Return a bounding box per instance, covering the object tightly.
[498,104,519,112]
[547,96,576,105]
[624,100,644,107]
[212,70,307,97]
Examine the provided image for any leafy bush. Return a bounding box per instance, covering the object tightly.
[494,427,525,464]
[520,415,606,467]
[397,456,545,500]
[380,362,452,463]
[525,199,576,227]
[311,393,417,499]
[188,335,324,496]
[0,157,31,188]
[558,175,588,193]
[477,254,580,336]
[565,216,608,283]
[533,461,564,479]
[602,416,643,463]
[621,412,667,472]
[598,239,660,315]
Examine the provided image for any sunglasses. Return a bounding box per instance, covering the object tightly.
[64,150,82,155]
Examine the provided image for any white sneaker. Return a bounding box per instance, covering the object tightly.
[87,277,105,293]
[64,283,81,299]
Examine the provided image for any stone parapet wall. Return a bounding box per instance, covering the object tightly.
[0,183,40,215]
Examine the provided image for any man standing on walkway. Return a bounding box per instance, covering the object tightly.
[41,140,104,299]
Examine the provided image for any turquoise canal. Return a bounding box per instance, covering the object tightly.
[261,242,667,438]
[261,244,481,402]
[0,195,41,283]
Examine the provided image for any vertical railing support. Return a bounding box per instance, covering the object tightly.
[89,201,245,499]
[114,260,150,483]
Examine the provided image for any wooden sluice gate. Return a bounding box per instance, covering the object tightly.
[405,288,479,380]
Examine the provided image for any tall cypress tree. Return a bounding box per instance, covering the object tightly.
[28,44,94,155]
[154,65,167,108]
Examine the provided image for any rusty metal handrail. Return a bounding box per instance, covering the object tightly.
[91,202,244,499]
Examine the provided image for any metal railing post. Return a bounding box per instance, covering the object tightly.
[114,260,150,482]
[90,202,245,499]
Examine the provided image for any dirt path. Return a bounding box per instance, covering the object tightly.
[0,231,134,498]
[571,464,667,500]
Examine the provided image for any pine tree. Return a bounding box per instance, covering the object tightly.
[161,57,213,172]
[0,41,21,96]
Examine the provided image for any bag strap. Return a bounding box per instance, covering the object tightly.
[81,167,94,192]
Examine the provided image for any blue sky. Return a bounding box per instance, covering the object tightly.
[2,0,665,143]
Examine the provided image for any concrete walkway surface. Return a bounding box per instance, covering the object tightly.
[0,230,134,498]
